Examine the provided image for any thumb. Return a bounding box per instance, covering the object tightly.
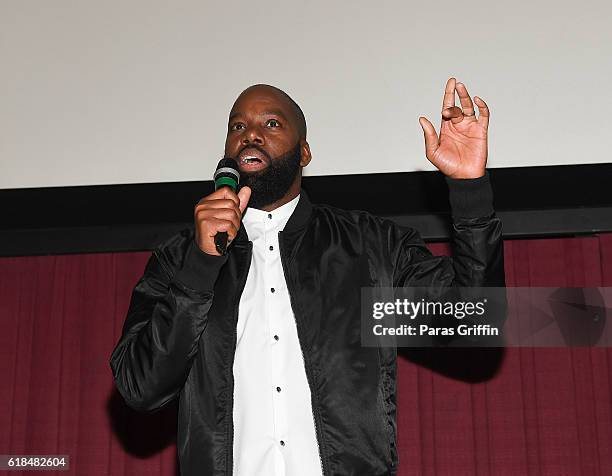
[418,116,439,159]
[237,186,251,214]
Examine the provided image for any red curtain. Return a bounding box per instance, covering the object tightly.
[1,234,611,475]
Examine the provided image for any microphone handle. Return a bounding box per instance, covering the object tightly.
[212,180,238,256]
[214,231,228,256]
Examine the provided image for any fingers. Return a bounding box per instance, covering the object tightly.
[441,78,488,126]
[195,203,242,223]
[203,217,239,240]
[196,197,241,212]
[441,106,465,124]
[455,82,475,116]
[237,186,251,214]
[441,77,466,124]
[196,186,240,207]
[194,187,246,255]
[418,116,439,159]
[442,77,456,111]
[194,208,240,255]
[196,208,242,243]
[474,96,490,128]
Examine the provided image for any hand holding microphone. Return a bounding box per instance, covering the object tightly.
[194,158,251,256]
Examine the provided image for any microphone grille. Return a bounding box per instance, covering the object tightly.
[216,157,239,171]
[214,157,240,190]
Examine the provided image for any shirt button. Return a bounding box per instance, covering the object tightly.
[269,245,274,251]
[280,440,285,446]
[276,386,281,392]
[273,335,279,341]
[268,213,272,219]
[271,287,275,293]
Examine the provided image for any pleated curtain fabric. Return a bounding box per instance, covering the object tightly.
[1,234,612,475]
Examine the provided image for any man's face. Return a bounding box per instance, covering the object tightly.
[224,87,309,209]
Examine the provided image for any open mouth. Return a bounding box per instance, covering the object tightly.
[238,147,268,171]
[241,156,262,165]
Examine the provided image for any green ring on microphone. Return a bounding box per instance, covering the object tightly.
[215,177,238,191]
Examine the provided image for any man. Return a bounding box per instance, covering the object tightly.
[110,78,505,476]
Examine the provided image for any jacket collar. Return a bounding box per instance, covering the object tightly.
[284,188,313,232]
[235,188,313,243]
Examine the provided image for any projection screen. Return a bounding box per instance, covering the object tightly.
[1,0,610,189]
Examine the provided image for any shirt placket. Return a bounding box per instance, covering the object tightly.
[264,213,289,471]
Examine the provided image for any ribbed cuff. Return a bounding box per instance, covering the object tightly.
[445,172,494,219]
[174,240,228,292]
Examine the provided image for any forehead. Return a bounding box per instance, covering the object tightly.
[229,87,294,119]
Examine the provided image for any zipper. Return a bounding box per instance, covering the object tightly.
[226,242,253,476]
[278,230,327,476]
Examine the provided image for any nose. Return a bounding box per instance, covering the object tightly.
[241,125,264,146]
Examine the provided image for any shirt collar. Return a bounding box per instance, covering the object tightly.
[242,193,301,232]
[234,189,313,245]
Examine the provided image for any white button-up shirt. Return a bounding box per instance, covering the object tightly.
[232,194,323,476]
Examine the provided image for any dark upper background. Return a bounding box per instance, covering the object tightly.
[1,164,611,256]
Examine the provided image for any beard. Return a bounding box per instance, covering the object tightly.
[238,142,302,209]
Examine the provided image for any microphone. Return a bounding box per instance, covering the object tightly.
[213,158,240,255]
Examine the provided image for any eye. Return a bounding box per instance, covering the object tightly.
[230,122,245,131]
[266,119,280,128]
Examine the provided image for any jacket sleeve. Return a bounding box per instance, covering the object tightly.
[387,172,506,339]
[391,172,505,290]
[110,232,227,412]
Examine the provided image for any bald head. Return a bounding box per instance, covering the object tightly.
[231,84,307,140]
[224,83,312,210]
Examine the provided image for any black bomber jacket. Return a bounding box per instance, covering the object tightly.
[110,173,505,476]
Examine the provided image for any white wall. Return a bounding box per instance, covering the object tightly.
[1,0,610,189]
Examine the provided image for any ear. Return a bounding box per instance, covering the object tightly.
[300,140,312,167]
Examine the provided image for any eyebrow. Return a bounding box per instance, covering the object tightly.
[229,109,289,122]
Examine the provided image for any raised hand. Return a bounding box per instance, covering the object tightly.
[418,77,489,179]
